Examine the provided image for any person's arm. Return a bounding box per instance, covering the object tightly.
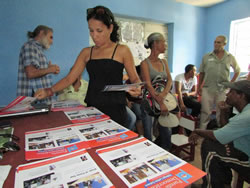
[217,101,231,127]
[140,60,157,99]
[230,55,240,82]
[25,61,60,79]
[160,59,172,97]
[247,73,250,81]
[122,45,141,97]
[186,83,198,97]
[231,72,240,82]
[123,45,141,84]
[197,72,205,96]
[188,129,217,144]
[35,48,89,99]
[175,80,186,112]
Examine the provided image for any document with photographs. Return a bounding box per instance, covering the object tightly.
[64,107,110,123]
[15,149,114,188]
[103,82,145,92]
[25,119,138,160]
[0,96,36,114]
[96,137,206,188]
[51,100,85,112]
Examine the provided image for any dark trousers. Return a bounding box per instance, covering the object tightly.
[201,139,250,188]
[89,104,127,127]
[183,96,201,117]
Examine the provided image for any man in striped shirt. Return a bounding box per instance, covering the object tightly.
[17,25,60,104]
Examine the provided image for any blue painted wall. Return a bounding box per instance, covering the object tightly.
[204,0,250,56]
[0,0,248,106]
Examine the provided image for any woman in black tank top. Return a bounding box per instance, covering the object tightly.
[35,6,141,126]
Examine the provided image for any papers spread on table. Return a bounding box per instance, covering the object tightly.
[96,137,206,188]
[64,107,110,123]
[103,82,145,92]
[25,118,138,160]
[15,149,114,188]
[51,100,85,112]
[0,96,36,115]
[0,96,49,118]
[0,165,12,188]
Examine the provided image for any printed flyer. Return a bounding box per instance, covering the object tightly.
[96,137,206,188]
[25,119,138,160]
[51,100,85,112]
[15,149,114,188]
[0,96,36,115]
[64,107,110,123]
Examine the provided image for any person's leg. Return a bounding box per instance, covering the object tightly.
[201,139,250,188]
[140,104,153,140]
[96,104,127,126]
[215,91,226,127]
[200,88,214,129]
[131,103,144,135]
[125,106,136,130]
[158,124,172,151]
[183,96,201,117]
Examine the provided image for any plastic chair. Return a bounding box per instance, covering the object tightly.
[171,114,198,161]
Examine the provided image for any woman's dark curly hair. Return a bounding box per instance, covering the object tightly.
[87,5,120,42]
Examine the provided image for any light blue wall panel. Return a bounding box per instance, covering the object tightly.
[0,0,205,105]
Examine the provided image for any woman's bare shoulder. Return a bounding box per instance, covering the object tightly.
[117,44,131,52]
[78,46,93,61]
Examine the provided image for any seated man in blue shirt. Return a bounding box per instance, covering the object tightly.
[189,80,250,188]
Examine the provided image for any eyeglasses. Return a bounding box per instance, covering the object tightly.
[87,6,113,22]
[87,7,105,16]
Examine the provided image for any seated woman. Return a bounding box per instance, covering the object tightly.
[58,73,88,106]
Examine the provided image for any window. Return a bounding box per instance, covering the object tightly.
[229,17,250,72]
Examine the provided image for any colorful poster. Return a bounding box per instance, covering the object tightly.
[0,96,36,115]
[64,107,110,123]
[15,149,114,188]
[25,119,138,160]
[97,137,206,188]
[51,100,85,112]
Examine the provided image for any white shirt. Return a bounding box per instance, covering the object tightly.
[174,73,197,94]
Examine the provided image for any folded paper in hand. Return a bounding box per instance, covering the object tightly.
[103,82,145,92]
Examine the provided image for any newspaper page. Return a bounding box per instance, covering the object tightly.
[64,107,110,123]
[51,100,85,112]
[72,119,138,149]
[25,119,138,160]
[103,82,145,92]
[15,149,114,188]
[96,137,206,188]
[0,96,36,115]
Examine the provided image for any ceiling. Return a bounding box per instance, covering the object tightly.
[175,0,226,7]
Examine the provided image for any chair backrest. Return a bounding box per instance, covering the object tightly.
[179,116,196,131]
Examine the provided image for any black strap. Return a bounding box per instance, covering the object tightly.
[111,44,119,59]
[89,46,94,60]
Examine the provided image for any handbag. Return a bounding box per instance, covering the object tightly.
[141,75,179,117]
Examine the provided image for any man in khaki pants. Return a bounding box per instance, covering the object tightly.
[198,35,240,129]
